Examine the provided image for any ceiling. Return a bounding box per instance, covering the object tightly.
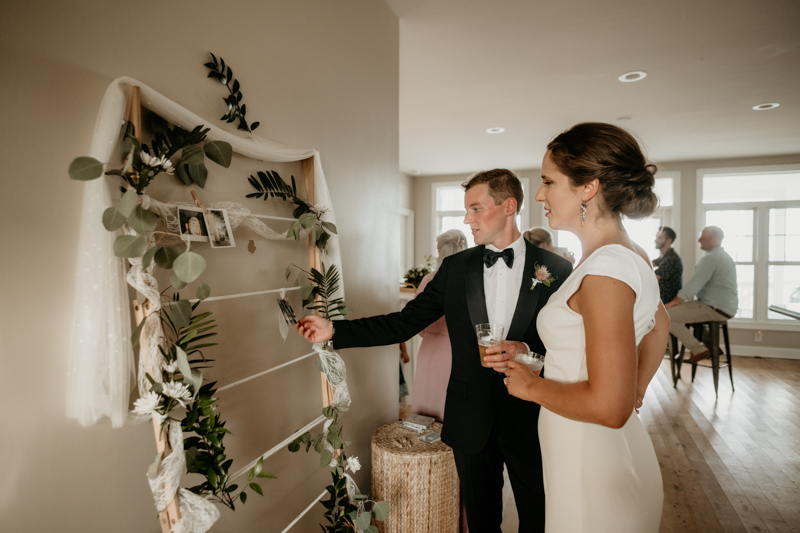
[386,0,800,176]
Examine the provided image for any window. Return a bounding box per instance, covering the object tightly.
[698,165,800,325]
[555,173,680,263]
[435,184,476,248]
[767,207,800,319]
[432,179,529,256]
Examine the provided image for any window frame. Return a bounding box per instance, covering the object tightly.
[696,163,800,331]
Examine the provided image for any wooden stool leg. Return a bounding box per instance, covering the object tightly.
[689,324,703,382]
[668,335,677,387]
[711,323,720,398]
[723,323,734,391]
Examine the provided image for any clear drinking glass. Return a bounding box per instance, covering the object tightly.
[475,323,504,368]
[515,349,545,376]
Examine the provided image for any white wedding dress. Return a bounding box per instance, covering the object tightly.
[537,245,663,532]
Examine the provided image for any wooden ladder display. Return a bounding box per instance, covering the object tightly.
[303,156,337,409]
[125,86,335,531]
[127,86,183,532]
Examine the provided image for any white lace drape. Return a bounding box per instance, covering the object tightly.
[313,342,351,409]
[148,420,220,533]
[313,344,363,532]
[67,77,344,428]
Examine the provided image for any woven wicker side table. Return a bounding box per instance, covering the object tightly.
[371,421,459,533]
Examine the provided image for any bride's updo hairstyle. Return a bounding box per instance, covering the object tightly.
[547,122,659,220]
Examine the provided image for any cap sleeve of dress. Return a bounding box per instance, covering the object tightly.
[575,245,644,301]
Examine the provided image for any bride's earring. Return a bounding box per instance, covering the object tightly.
[580,202,587,225]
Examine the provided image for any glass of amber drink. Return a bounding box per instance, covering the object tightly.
[475,323,504,368]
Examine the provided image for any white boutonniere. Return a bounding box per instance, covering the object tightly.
[530,263,557,290]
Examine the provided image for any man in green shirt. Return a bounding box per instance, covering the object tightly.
[665,226,738,363]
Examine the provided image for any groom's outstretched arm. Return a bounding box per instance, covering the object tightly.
[296,258,450,349]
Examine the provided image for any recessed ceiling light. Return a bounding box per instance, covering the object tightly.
[412,170,421,176]
[617,116,632,121]
[486,127,505,134]
[618,71,647,83]
[753,103,779,110]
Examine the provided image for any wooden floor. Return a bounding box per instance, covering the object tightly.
[501,356,800,532]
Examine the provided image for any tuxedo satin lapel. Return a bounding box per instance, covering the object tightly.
[466,247,489,327]
[506,242,543,340]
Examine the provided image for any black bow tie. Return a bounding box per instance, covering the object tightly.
[483,248,514,268]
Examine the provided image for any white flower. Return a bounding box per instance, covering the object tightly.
[346,456,361,473]
[161,381,193,407]
[162,360,179,374]
[133,391,162,417]
[140,151,175,175]
[140,151,160,167]
[311,203,329,215]
[160,157,175,175]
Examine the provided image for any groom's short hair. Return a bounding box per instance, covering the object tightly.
[462,168,524,214]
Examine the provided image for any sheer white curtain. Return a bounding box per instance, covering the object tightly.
[67,77,343,427]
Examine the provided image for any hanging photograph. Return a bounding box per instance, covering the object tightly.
[178,206,210,242]
[206,208,236,248]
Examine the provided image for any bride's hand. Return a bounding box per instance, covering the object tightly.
[504,360,538,401]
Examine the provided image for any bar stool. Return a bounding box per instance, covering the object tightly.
[671,320,733,397]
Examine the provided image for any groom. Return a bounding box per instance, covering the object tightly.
[296,169,572,532]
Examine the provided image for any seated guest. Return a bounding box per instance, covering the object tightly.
[653,226,682,302]
[523,226,575,263]
[665,226,738,362]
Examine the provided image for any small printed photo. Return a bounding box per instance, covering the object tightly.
[177,207,210,242]
[205,208,236,249]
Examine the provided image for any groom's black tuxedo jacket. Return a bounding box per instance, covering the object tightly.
[335,241,572,456]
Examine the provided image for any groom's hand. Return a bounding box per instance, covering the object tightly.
[483,340,528,373]
[295,315,333,343]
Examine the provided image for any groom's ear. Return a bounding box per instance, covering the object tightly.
[581,179,600,203]
[502,197,517,215]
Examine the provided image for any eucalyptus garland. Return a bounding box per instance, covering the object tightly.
[247,169,338,252]
[69,112,273,512]
[285,263,388,532]
[289,405,388,533]
[140,296,273,509]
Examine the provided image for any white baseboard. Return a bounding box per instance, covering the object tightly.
[730,344,800,360]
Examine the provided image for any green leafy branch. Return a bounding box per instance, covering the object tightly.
[68,114,234,291]
[286,262,352,320]
[289,406,388,532]
[95,187,209,291]
[139,297,274,511]
[247,170,338,251]
[69,114,233,192]
[205,52,260,132]
[182,380,275,510]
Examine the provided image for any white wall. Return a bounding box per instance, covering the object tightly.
[0,1,399,531]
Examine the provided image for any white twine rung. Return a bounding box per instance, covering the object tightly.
[216,351,317,393]
[228,415,326,483]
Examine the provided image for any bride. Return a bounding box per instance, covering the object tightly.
[504,122,668,532]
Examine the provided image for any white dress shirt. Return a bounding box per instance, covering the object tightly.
[484,236,527,340]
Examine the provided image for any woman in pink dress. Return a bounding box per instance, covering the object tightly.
[412,229,467,421]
